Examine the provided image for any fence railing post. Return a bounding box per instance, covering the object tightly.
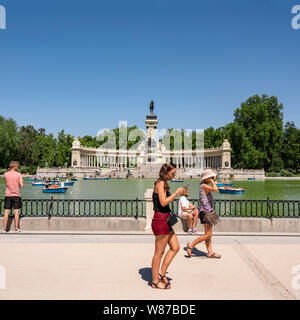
[144,189,154,231]
[135,197,138,220]
[267,196,273,219]
[48,196,54,220]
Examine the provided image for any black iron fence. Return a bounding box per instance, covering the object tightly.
[0,197,299,218]
[170,197,300,218]
[0,198,146,219]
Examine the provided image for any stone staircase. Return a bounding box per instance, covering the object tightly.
[131,164,202,179]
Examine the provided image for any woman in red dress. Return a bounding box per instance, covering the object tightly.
[151,163,184,289]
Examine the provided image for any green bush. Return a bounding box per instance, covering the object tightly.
[266,169,296,177]
[19,165,37,175]
[0,168,7,174]
[265,171,281,177]
[280,169,294,177]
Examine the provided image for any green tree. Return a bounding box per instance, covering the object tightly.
[37,133,57,167]
[55,130,74,167]
[0,116,20,168]
[231,94,284,170]
[19,125,38,166]
[282,121,300,172]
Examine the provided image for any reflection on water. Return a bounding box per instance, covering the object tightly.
[0,178,299,200]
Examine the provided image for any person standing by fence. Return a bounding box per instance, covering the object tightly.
[151,162,184,289]
[186,169,221,258]
[1,161,23,233]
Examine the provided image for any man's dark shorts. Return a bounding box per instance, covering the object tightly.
[4,196,22,210]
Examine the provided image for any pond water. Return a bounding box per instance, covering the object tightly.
[0,178,299,201]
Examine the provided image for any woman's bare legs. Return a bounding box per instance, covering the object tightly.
[203,224,213,255]
[151,234,169,288]
[187,224,213,256]
[160,231,180,278]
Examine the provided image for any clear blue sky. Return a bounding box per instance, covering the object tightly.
[0,0,299,137]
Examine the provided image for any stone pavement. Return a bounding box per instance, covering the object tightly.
[0,233,299,300]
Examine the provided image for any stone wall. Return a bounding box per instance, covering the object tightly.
[36,167,113,178]
[1,216,300,233]
[217,168,265,180]
[36,167,266,179]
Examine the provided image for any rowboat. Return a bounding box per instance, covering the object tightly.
[32,182,46,186]
[216,183,233,187]
[32,180,60,186]
[218,187,244,194]
[83,177,110,180]
[71,178,78,181]
[27,179,44,182]
[42,187,68,193]
[171,180,184,183]
[248,178,256,180]
[59,182,74,186]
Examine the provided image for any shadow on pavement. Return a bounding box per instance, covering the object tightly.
[139,267,152,286]
[183,246,208,258]
[139,267,173,287]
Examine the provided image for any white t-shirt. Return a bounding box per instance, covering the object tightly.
[178,196,190,216]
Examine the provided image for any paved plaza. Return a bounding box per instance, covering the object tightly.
[0,232,299,300]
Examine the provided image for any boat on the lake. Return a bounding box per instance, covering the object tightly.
[59,181,74,186]
[216,183,233,187]
[42,187,68,193]
[32,182,46,186]
[248,177,256,180]
[83,177,110,180]
[218,187,244,194]
[27,179,44,182]
[71,178,78,181]
[171,180,184,183]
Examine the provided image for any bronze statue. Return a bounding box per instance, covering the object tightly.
[149,100,154,113]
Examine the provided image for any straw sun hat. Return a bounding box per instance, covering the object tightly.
[201,169,217,181]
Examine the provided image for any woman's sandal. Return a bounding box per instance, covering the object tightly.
[159,273,171,287]
[152,280,170,289]
[207,252,221,259]
[186,243,193,257]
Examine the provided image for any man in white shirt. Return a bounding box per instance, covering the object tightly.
[178,188,199,234]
